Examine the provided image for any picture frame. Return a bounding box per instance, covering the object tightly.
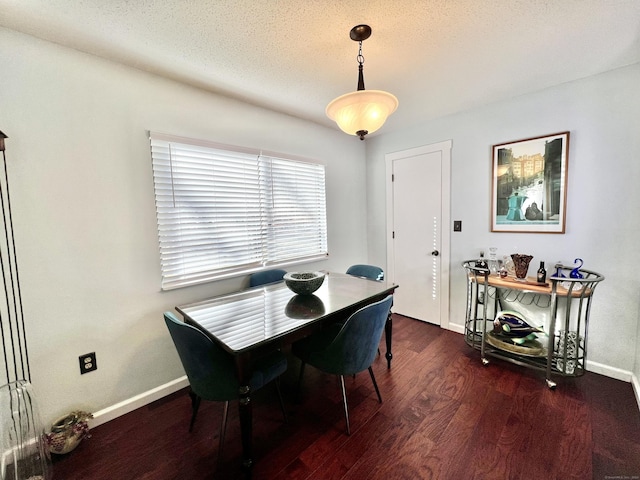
[491,132,569,233]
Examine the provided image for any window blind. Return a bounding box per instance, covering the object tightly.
[261,155,328,265]
[150,133,328,290]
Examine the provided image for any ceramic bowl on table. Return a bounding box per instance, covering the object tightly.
[283,271,325,295]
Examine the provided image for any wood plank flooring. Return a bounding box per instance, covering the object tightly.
[51,315,640,479]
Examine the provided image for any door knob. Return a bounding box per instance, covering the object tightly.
[431,250,439,256]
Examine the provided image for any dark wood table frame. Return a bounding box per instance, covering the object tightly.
[176,272,397,477]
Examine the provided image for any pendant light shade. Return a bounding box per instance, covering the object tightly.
[326,90,398,138]
[326,25,398,140]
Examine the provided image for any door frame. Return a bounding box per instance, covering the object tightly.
[385,140,452,330]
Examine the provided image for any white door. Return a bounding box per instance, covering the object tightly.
[386,141,451,327]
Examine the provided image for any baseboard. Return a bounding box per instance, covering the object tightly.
[585,360,632,382]
[447,322,465,334]
[632,373,640,413]
[89,376,189,428]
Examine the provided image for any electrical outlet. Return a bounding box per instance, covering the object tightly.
[79,352,97,374]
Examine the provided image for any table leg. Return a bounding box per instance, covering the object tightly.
[384,311,393,369]
[236,356,253,476]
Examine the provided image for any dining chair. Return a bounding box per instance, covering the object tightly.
[292,295,393,435]
[163,312,287,460]
[249,268,287,287]
[346,264,387,356]
[346,264,384,281]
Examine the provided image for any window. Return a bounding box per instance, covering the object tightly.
[150,133,328,290]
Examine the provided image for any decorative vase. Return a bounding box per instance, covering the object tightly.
[45,411,92,455]
[553,263,566,278]
[0,380,52,480]
[511,254,533,279]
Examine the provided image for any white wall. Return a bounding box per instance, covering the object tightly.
[367,63,640,380]
[0,27,369,423]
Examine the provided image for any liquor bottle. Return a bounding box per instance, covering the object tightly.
[477,252,489,276]
[537,261,547,283]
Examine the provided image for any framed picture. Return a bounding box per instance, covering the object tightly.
[491,131,569,233]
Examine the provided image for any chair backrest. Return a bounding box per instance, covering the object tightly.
[322,295,393,375]
[346,264,384,281]
[249,269,287,287]
[164,312,238,401]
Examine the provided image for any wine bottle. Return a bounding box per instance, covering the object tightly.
[537,261,546,283]
[477,252,489,276]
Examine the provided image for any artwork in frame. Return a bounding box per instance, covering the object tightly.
[491,131,569,233]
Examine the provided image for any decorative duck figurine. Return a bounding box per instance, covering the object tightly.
[570,258,584,279]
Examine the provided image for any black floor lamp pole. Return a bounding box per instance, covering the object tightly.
[0,130,30,385]
[0,130,51,480]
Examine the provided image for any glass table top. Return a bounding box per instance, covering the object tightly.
[176,272,397,353]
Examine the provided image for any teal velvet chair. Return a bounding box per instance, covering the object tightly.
[249,269,287,287]
[164,312,287,459]
[346,264,386,356]
[292,295,393,435]
[346,264,384,281]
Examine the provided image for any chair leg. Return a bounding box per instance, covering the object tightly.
[188,390,201,432]
[275,376,288,423]
[368,366,383,404]
[217,401,229,464]
[339,375,351,435]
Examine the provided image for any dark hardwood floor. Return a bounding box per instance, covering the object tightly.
[51,315,640,480]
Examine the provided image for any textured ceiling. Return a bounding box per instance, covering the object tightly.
[1,0,640,137]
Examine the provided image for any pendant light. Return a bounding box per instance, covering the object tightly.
[326,25,398,140]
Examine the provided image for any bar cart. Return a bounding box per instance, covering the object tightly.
[462,259,604,388]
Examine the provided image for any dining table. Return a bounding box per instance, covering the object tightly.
[175,271,398,476]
